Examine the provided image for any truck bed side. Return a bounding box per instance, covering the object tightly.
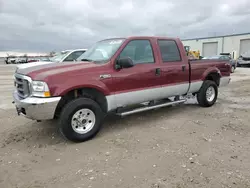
[189,59,231,90]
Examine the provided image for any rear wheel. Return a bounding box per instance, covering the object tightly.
[59,98,104,142]
[197,80,218,107]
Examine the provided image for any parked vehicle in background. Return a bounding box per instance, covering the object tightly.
[5,56,51,64]
[51,49,87,62]
[237,51,250,67]
[5,57,17,64]
[219,53,238,73]
[36,57,51,62]
[9,58,16,64]
[27,58,39,63]
[202,54,237,73]
[13,36,231,142]
[26,57,52,63]
[14,58,26,64]
[16,49,87,70]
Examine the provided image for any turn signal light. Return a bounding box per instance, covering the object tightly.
[44,91,51,97]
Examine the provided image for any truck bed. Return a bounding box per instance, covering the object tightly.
[190,59,230,81]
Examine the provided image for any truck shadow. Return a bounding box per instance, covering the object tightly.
[101,103,200,136]
[1,102,209,147]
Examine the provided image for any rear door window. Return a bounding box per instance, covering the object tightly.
[157,40,181,62]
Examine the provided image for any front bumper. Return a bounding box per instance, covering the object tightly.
[13,91,61,120]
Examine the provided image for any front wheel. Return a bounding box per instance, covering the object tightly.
[59,98,104,142]
[197,80,218,107]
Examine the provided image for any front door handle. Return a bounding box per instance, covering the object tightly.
[155,68,161,76]
[182,65,186,71]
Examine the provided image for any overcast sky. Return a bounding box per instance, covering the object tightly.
[0,0,250,52]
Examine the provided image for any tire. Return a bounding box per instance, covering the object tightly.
[59,97,104,142]
[197,80,218,107]
[231,66,235,73]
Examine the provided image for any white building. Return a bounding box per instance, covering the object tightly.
[182,32,250,59]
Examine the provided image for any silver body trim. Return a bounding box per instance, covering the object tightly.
[106,77,230,112]
[13,91,61,120]
[106,83,193,111]
[188,81,203,93]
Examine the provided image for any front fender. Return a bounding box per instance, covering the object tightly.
[51,79,111,96]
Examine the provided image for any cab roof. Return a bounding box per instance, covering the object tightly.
[100,36,180,42]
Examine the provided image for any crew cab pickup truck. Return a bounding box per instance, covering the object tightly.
[13,36,231,142]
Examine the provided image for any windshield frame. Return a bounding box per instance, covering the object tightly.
[76,38,126,64]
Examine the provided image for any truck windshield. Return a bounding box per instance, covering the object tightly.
[77,39,125,63]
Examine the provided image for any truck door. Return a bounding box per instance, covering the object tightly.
[111,39,162,108]
[157,39,190,97]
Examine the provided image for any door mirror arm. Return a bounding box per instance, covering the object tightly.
[115,63,122,70]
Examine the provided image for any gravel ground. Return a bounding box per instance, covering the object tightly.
[0,60,5,65]
[0,65,250,188]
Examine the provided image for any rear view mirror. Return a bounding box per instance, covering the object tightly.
[116,57,134,69]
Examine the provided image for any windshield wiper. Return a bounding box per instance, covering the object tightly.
[81,58,93,62]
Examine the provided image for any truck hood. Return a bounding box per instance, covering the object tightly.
[16,61,102,80]
[16,61,54,70]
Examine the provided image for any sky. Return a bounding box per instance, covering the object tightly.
[0,0,250,52]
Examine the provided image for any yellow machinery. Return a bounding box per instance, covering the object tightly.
[184,46,201,59]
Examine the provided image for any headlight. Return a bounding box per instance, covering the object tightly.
[31,81,51,97]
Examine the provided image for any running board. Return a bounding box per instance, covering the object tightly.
[116,99,186,117]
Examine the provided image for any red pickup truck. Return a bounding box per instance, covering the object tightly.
[13,36,231,142]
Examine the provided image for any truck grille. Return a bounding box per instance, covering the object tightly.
[14,74,31,99]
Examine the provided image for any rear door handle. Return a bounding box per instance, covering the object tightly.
[155,68,161,76]
[182,65,186,71]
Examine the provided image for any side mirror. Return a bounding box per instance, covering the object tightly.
[116,57,134,69]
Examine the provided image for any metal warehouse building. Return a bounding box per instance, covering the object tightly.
[182,32,250,59]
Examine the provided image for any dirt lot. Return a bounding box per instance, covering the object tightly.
[0,65,250,188]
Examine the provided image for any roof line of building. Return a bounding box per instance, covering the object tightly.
[181,32,250,41]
